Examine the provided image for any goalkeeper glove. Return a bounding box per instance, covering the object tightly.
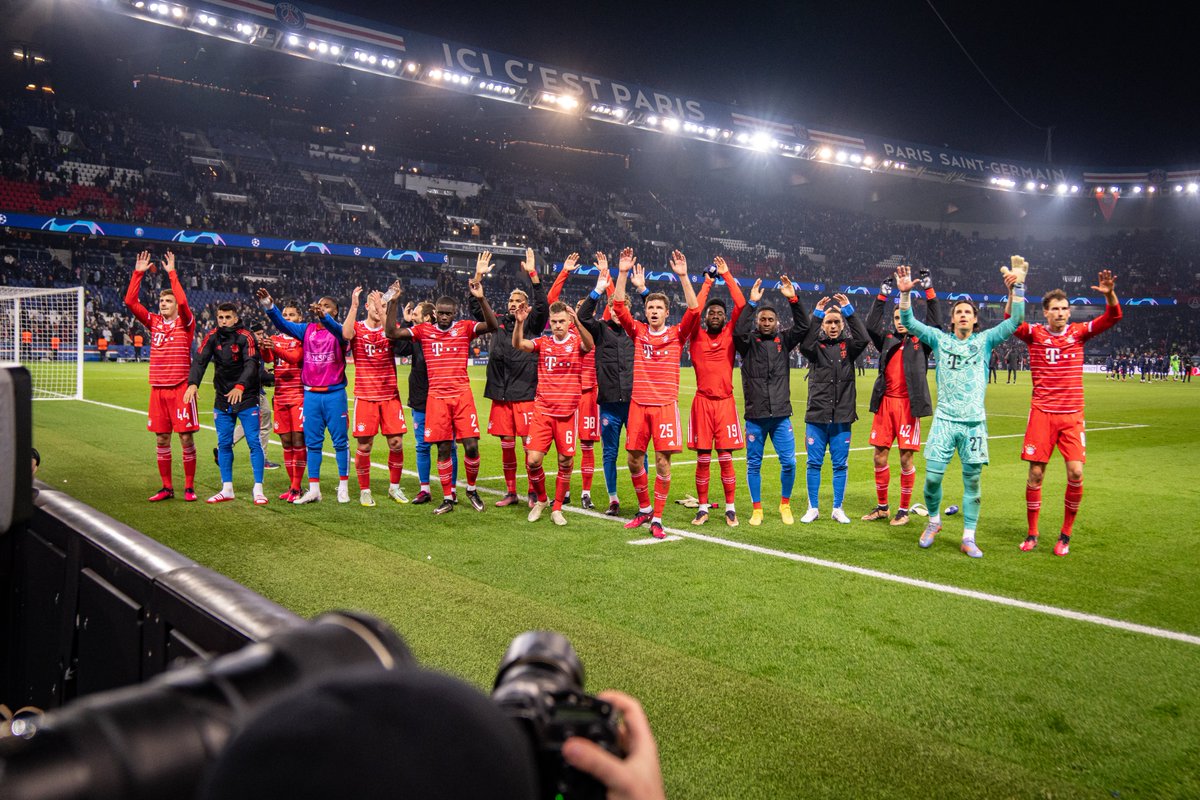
[879,276,895,296]
[917,268,932,290]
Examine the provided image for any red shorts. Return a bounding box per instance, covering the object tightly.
[527,410,578,457]
[487,400,535,438]
[869,395,922,451]
[147,383,199,434]
[626,402,683,454]
[687,395,744,451]
[353,397,408,437]
[578,387,600,443]
[273,399,304,434]
[425,392,481,443]
[1022,409,1086,463]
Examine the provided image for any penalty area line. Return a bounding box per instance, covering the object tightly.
[76,399,1192,647]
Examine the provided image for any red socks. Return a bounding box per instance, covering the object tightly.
[355,448,372,490]
[1026,482,1042,536]
[501,439,517,495]
[464,456,480,491]
[630,467,651,511]
[553,472,571,511]
[388,449,403,485]
[653,474,670,520]
[437,458,455,500]
[874,464,890,506]
[528,462,547,503]
[695,452,712,508]
[285,445,304,491]
[156,444,173,488]
[719,452,736,505]
[580,443,594,493]
[1063,479,1083,536]
[899,466,916,510]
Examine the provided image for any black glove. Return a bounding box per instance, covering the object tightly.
[879,276,895,296]
[917,269,932,290]
[704,262,720,280]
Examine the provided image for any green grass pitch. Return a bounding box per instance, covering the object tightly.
[29,363,1200,798]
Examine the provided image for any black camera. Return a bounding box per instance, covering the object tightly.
[493,631,625,800]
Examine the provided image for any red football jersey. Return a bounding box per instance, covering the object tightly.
[125,270,194,387]
[266,334,304,405]
[532,332,585,417]
[1014,304,1121,414]
[351,321,399,402]
[580,344,596,391]
[689,277,746,399]
[613,301,699,406]
[411,320,479,399]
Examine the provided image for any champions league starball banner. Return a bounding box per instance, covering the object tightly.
[0,212,446,264]
[837,284,1178,306]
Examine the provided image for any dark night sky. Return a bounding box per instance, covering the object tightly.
[312,0,1200,169]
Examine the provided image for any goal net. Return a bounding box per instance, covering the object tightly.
[0,286,84,400]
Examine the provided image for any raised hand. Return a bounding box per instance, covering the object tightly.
[162,251,176,273]
[256,287,274,308]
[383,279,403,303]
[778,276,796,299]
[134,251,153,273]
[816,296,831,313]
[468,276,484,298]
[563,252,581,272]
[367,290,384,309]
[594,267,611,294]
[309,302,325,318]
[1001,254,1029,283]
[669,250,688,276]
[520,247,537,277]
[402,301,415,323]
[715,256,729,275]
[514,304,530,323]
[630,262,646,291]
[476,250,495,280]
[749,278,764,303]
[894,265,915,293]
[1002,272,1019,291]
[1091,269,1117,295]
[618,247,635,273]
[917,268,932,290]
[595,252,609,271]
[833,293,850,307]
[350,286,363,305]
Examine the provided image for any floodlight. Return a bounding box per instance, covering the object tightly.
[646,115,659,126]
[1070,186,1079,193]
[171,6,183,18]
[330,45,341,56]
[863,155,875,166]
[1024,181,1036,191]
[849,153,862,164]
[818,146,833,159]
[367,55,376,64]
[662,117,680,131]
[835,151,848,163]
[287,34,299,45]
[1189,183,1199,193]
[1109,186,1119,194]
[1132,185,1142,194]
[1174,185,1184,193]
[706,127,718,138]
[1148,186,1156,194]
[307,41,317,51]
[317,42,328,54]
[559,95,578,110]
[613,108,626,118]
[1056,184,1068,194]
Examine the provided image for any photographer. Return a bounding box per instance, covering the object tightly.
[200,670,667,800]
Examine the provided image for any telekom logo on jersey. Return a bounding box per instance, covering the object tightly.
[430,341,458,357]
[1044,346,1063,364]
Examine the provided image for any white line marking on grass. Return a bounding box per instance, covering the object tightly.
[628,535,683,545]
[76,400,1191,646]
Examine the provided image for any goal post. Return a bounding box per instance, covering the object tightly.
[0,286,85,400]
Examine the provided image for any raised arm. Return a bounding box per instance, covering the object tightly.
[511,305,536,353]
[670,250,699,310]
[383,281,414,341]
[777,276,812,351]
[864,275,893,349]
[123,251,154,326]
[257,288,308,341]
[921,269,942,331]
[798,296,826,360]
[579,261,609,340]
[895,266,939,348]
[342,286,362,341]
[546,252,578,304]
[162,252,189,321]
[471,275,499,335]
[1083,269,1122,338]
[836,293,871,359]
[733,278,761,355]
[720,258,747,328]
[526,251,550,333]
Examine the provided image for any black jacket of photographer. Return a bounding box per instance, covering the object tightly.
[733,296,810,419]
[864,287,941,418]
[473,281,548,403]
[189,325,260,413]
[798,305,870,424]
[579,288,650,405]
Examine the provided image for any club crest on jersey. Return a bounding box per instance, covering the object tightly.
[424,427,432,438]
[747,434,755,442]
[1025,445,1036,456]
[807,437,815,445]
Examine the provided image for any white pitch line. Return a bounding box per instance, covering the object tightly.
[628,535,683,545]
[73,399,1193,647]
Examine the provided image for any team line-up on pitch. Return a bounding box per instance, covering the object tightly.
[125,246,1121,558]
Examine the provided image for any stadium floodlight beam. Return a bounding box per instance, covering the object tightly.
[1109,186,1119,194]
[1025,180,1036,191]
[1132,185,1142,194]
[863,155,875,166]
[171,6,183,18]
[835,151,848,162]
[287,34,299,45]
[1056,183,1068,194]
[1071,185,1080,193]
[1189,183,1199,193]
[1148,186,1156,194]
[818,146,833,159]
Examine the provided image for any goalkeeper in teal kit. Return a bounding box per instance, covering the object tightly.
[895,258,1028,558]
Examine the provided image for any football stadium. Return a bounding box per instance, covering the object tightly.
[1,1,1198,797]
